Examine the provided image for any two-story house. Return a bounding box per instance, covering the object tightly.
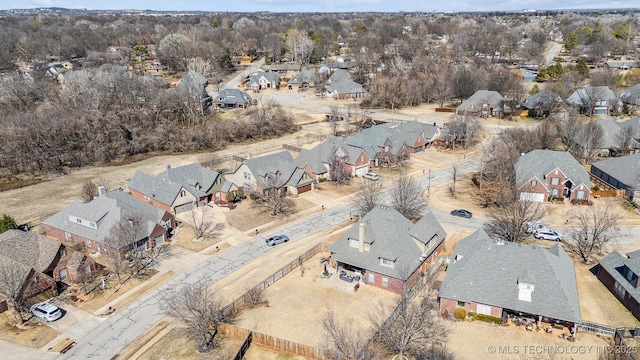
[294,137,370,181]
[246,71,281,91]
[328,206,446,293]
[347,125,412,168]
[515,150,591,203]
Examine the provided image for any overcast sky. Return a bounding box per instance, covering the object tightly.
[3,0,639,12]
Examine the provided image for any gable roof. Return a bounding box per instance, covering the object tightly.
[42,190,168,247]
[596,119,640,149]
[456,90,506,112]
[567,86,620,107]
[244,151,299,190]
[128,163,221,207]
[288,70,320,85]
[347,125,407,158]
[295,137,367,174]
[326,69,363,95]
[0,230,61,273]
[600,250,640,304]
[619,84,640,106]
[591,153,640,189]
[514,150,591,191]
[439,229,581,323]
[247,72,281,87]
[213,88,252,106]
[329,206,446,280]
[521,90,564,110]
[620,117,640,139]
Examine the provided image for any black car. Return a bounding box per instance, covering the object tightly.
[450,209,473,218]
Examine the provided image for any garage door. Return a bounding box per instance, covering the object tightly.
[154,235,165,246]
[355,166,368,177]
[298,184,312,193]
[477,304,492,316]
[520,192,544,202]
[173,202,194,214]
[414,146,424,153]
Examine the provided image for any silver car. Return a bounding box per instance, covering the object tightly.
[534,229,563,241]
[266,235,289,246]
[30,302,63,322]
[363,172,379,181]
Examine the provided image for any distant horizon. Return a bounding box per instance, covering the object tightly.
[2,1,639,14]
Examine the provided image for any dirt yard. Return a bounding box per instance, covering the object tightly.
[0,311,60,349]
[234,250,397,347]
[137,327,241,360]
[448,319,612,360]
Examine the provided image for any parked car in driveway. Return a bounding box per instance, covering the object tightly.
[450,209,473,218]
[363,172,379,181]
[534,229,563,241]
[30,302,63,322]
[525,221,548,234]
[266,235,289,246]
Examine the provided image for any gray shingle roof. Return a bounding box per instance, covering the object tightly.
[456,90,506,113]
[295,137,366,175]
[347,125,406,158]
[0,230,61,273]
[213,88,252,106]
[619,84,640,106]
[600,251,640,305]
[42,190,168,247]
[439,229,581,323]
[591,154,640,189]
[567,86,620,107]
[620,117,640,139]
[521,90,564,110]
[244,151,299,190]
[326,69,363,95]
[288,70,320,85]
[329,206,446,280]
[596,119,640,149]
[514,150,591,191]
[128,163,221,207]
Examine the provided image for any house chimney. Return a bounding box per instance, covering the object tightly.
[358,222,365,252]
[97,185,106,196]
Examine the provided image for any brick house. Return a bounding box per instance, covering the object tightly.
[597,250,640,321]
[515,150,591,203]
[294,137,370,181]
[42,189,175,258]
[456,90,506,118]
[347,125,412,168]
[329,206,446,294]
[439,229,581,332]
[129,163,230,213]
[246,71,281,91]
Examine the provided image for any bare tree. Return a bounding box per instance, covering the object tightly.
[390,170,427,220]
[253,174,295,217]
[582,120,604,164]
[320,310,379,360]
[329,105,342,136]
[556,112,587,160]
[447,115,480,150]
[188,206,225,240]
[615,125,635,155]
[328,147,350,186]
[200,153,226,172]
[484,200,546,243]
[0,263,30,324]
[158,282,230,353]
[373,282,448,359]
[563,201,621,264]
[354,179,383,216]
[449,161,459,197]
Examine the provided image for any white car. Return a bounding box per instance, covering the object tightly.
[525,221,548,234]
[534,229,563,241]
[363,172,379,181]
[30,302,63,322]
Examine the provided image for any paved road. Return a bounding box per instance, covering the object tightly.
[545,42,563,66]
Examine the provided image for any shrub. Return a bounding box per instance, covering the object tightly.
[468,312,502,325]
[591,185,600,191]
[318,177,327,183]
[453,308,466,320]
[548,196,564,202]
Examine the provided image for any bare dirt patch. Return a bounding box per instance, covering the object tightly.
[0,311,60,349]
[172,223,225,252]
[226,197,316,232]
[234,250,397,347]
[137,327,240,360]
[448,319,611,360]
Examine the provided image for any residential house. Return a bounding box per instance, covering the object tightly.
[515,150,591,203]
[567,86,622,116]
[347,125,412,168]
[593,119,640,156]
[265,64,301,81]
[591,154,640,203]
[246,71,281,91]
[287,70,320,89]
[325,69,364,99]
[42,189,175,258]
[606,60,639,70]
[225,151,315,195]
[386,121,441,153]
[456,90,506,118]
[212,88,253,109]
[294,137,370,181]
[619,85,640,114]
[329,206,446,293]
[620,117,640,141]
[439,229,581,332]
[520,90,567,119]
[598,249,640,321]
[129,163,229,213]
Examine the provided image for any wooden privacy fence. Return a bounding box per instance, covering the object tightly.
[592,189,626,198]
[221,323,323,359]
[222,242,330,317]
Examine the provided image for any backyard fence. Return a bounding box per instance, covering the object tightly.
[577,320,617,336]
[592,189,626,198]
[221,323,323,359]
[222,242,330,317]
[231,331,252,360]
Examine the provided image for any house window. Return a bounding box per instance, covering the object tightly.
[84,265,91,275]
[59,248,67,257]
[576,190,586,200]
[86,240,92,248]
[90,222,96,229]
[368,273,375,283]
[382,277,389,287]
[76,217,82,223]
[614,281,627,297]
[384,146,389,152]
[531,180,537,187]
[65,232,71,241]
[457,301,465,308]
[380,258,394,268]
[551,177,560,185]
[627,269,634,282]
[244,172,251,180]
[180,190,186,197]
[349,239,359,248]
[59,269,67,280]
